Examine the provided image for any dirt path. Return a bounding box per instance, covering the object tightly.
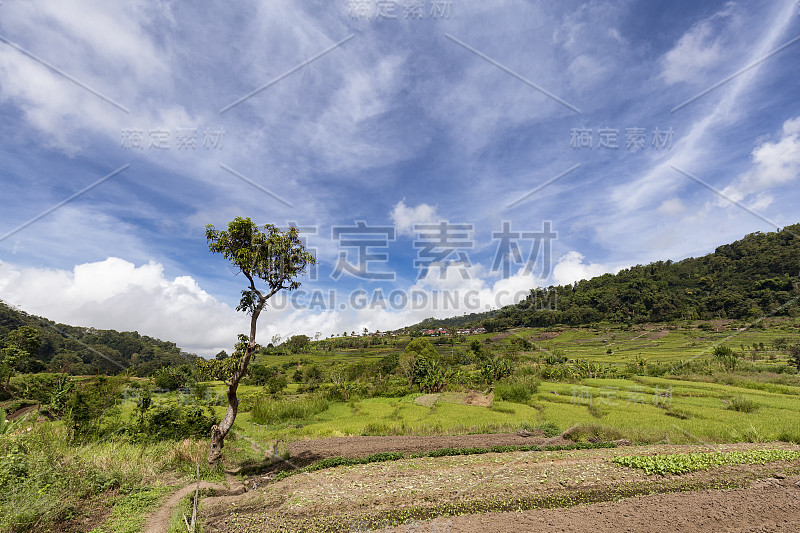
[6,404,38,421]
[143,473,245,533]
[398,475,800,532]
[143,482,227,533]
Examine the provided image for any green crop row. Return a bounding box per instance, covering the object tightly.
[612,448,800,475]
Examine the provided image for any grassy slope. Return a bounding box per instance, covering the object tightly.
[206,318,800,445]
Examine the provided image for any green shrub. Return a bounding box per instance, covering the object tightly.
[777,429,800,444]
[303,365,324,383]
[789,344,800,370]
[153,368,183,391]
[245,364,277,386]
[728,395,759,413]
[0,424,125,531]
[266,374,288,394]
[533,422,561,437]
[131,403,216,442]
[326,381,365,402]
[479,355,515,384]
[0,408,30,436]
[494,377,538,404]
[587,403,606,418]
[713,346,739,371]
[563,424,624,443]
[544,353,568,365]
[377,353,400,375]
[8,373,69,404]
[369,379,410,398]
[65,376,126,441]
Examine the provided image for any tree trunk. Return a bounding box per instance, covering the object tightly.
[207,381,241,463]
[208,303,263,464]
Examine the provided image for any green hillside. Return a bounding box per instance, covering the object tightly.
[0,299,198,376]
[416,225,800,332]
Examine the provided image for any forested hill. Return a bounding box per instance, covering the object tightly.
[0,299,198,375]
[416,224,800,332]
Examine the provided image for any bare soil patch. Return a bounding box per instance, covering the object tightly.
[413,391,493,408]
[462,391,492,407]
[529,331,561,341]
[6,404,38,421]
[202,440,800,532]
[286,432,572,462]
[406,475,800,532]
[413,393,440,407]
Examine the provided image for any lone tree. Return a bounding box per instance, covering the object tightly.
[200,217,314,463]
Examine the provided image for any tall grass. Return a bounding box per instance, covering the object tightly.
[0,423,215,532]
[251,396,330,425]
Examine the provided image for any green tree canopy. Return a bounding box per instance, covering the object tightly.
[1,326,41,385]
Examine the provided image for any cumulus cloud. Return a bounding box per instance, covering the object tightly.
[0,249,632,356]
[390,200,439,237]
[0,257,414,356]
[552,251,621,285]
[0,258,244,357]
[0,256,537,357]
[718,115,800,205]
[409,261,545,313]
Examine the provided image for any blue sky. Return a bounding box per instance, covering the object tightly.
[0,1,799,356]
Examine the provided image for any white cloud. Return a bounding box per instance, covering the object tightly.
[660,3,738,85]
[408,261,545,314]
[0,256,542,357]
[552,251,621,285]
[719,115,800,205]
[0,258,243,357]
[307,54,416,173]
[601,2,797,261]
[390,200,439,237]
[658,198,686,215]
[661,22,723,85]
